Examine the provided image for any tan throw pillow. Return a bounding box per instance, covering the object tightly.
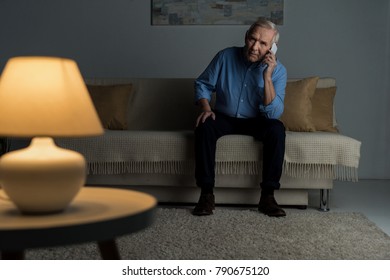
[312,86,338,132]
[87,84,133,130]
[280,76,319,132]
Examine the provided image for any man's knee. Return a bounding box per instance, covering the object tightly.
[195,117,216,136]
[267,119,285,140]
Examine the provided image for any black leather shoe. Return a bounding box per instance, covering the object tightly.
[258,194,286,217]
[192,193,215,216]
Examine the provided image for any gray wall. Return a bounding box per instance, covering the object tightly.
[0,0,389,179]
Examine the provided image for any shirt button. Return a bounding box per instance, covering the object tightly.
[240,99,244,102]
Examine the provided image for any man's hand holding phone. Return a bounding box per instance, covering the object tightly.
[263,43,278,77]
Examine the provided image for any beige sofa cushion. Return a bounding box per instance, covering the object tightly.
[312,87,339,132]
[280,77,319,132]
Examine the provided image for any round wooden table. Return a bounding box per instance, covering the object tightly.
[0,187,157,259]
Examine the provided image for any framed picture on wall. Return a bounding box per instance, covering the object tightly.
[151,0,284,26]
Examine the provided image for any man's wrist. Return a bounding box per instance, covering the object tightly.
[263,74,273,81]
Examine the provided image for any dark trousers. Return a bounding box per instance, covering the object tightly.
[194,112,285,192]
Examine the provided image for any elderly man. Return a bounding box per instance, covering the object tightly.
[193,18,287,217]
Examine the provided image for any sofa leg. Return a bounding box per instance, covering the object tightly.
[319,189,330,212]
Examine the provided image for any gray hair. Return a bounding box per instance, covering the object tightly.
[247,18,280,44]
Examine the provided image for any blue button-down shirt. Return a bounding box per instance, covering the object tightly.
[195,47,287,119]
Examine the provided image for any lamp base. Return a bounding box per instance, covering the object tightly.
[0,137,86,214]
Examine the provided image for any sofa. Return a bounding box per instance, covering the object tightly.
[56,77,361,211]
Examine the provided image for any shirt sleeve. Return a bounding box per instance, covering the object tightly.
[194,50,223,104]
[258,63,287,119]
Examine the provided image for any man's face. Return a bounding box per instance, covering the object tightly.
[244,26,276,63]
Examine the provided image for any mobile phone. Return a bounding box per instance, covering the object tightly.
[261,43,278,66]
[270,43,278,54]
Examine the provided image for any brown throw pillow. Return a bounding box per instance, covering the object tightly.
[280,77,319,132]
[87,84,133,130]
[311,86,338,132]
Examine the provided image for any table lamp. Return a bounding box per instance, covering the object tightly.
[0,57,104,214]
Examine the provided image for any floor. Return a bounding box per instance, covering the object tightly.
[308,179,390,236]
[164,179,390,236]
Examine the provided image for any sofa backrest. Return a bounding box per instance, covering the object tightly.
[86,78,198,131]
[85,77,336,131]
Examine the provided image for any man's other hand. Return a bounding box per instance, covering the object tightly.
[196,111,215,127]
